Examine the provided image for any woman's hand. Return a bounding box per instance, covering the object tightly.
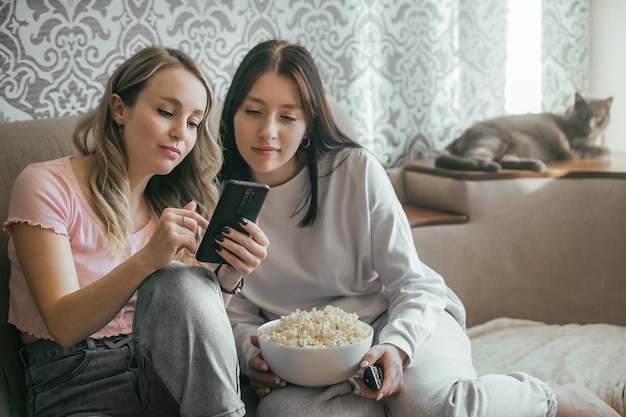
[247,335,286,397]
[354,343,408,401]
[212,219,269,290]
[140,201,208,271]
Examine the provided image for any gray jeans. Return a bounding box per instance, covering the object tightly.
[21,262,245,417]
[253,311,556,417]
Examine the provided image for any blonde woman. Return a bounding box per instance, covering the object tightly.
[4,46,268,417]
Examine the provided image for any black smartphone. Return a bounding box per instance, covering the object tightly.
[195,180,269,264]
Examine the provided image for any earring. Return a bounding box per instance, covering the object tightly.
[116,121,124,134]
[300,137,310,149]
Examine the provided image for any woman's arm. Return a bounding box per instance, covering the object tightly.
[12,223,156,347]
[181,218,269,307]
[364,151,448,357]
[12,203,207,348]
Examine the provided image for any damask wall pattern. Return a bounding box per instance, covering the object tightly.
[0,0,588,167]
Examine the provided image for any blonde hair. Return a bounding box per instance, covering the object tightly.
[73,46,221,255]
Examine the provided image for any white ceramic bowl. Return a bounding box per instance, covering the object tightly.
[256,319,374,387]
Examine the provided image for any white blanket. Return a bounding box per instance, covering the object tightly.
[467,318,626,416]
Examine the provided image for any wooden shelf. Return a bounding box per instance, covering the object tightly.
[402,204,468,228]
[404,152,626,181]
[399,153,626,228]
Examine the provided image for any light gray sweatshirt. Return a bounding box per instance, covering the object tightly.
[227,148,465,372]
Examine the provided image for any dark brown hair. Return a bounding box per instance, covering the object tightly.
[219,39,359,226]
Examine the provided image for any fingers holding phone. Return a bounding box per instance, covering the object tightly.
[196,180,269,265]
[214,218,268,275]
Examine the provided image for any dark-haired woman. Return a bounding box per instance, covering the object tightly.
[220,39,619,417]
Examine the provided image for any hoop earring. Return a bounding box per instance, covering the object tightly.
[300,137,310,149]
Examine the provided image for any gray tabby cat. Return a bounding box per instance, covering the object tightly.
[435,93,613,172]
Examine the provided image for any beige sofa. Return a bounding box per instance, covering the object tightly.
[1,116,625,416]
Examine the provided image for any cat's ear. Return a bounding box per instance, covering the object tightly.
[604,97,614,109]
[575,92,585,104]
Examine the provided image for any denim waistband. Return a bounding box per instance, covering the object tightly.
[21,334,133,367]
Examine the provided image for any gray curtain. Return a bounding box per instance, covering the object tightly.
[0,0,588,167]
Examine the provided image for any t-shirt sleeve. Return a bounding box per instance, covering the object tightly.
[4,161,72,238]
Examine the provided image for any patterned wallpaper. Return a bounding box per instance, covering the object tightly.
[0,0,588,167]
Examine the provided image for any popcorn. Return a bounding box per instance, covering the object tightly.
[258,305,371,348]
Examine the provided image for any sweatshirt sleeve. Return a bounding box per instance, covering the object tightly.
[362,152,448,364]
[227,292,266,373]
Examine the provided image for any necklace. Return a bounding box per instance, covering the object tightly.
[132,203,152,233]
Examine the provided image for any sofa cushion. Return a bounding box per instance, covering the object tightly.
[0,116,80,417]
[468,317,626,416]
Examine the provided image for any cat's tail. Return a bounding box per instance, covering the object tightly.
[435,151,501,172]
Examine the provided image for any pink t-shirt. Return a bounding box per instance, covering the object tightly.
[3,157,156,340]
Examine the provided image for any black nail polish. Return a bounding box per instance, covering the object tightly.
[221,226,231,234]
[239,218,248,225]
[215,234,224,242]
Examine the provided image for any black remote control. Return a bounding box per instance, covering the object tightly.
[363,365,384,390]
